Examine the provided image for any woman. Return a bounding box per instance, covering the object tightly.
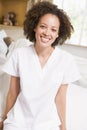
[1,1,80,130]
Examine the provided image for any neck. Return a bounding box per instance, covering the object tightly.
[34,44,54,68]
[34,44,54,58]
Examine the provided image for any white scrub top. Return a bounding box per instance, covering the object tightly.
[2,44,81,130]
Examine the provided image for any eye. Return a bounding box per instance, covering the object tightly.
[40,25,46,29]
[52,29,57,32]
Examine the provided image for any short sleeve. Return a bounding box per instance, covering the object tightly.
[1,49,19,77]
[62,56,81,84]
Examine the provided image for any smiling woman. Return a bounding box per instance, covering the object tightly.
[34,14,59,47]
[1,1,80,130]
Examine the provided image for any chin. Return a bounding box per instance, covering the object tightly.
[40,42,52,48]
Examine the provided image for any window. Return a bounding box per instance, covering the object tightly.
[53,0,87,46]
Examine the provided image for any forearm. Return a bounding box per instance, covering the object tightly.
[57,96,66,130]
[3,92,18,120]
[0,76,20,130]
[0,121,3,130]
[3,76,20,120]
[55,84,68,130]
[0,93,17,130]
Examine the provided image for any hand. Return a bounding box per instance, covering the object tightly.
[0,121,3,130]
[60,125,66,130]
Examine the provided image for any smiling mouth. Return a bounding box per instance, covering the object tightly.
[41,36,50,43]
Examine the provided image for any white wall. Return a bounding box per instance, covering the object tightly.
[59,44,87,58]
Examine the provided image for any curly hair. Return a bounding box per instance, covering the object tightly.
[23,1,74,46]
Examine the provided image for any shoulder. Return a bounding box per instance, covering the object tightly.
[11,43,34,55]
[56,46,74,61]
[14,38,32,48]
[8,38,33,57]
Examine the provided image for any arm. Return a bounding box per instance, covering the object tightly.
[0,76,20,129]
[0,122,3,130]
[55,84,68,130]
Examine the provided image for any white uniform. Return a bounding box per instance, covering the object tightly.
[2,44,80,130]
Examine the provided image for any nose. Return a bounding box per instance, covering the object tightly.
[43,29,50,36]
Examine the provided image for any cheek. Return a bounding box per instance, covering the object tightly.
[54,33,58,39]
[56,34,58,38]
[35,28,41,36]
[35,31,40,41]
[56,31,59,38]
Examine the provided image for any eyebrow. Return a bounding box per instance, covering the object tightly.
[40,23,58,29]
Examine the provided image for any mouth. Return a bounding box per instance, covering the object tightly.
[40,36,51,43]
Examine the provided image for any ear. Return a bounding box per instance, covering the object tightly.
[34,28,36,32]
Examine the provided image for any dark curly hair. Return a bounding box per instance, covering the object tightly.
[24,1,74,46]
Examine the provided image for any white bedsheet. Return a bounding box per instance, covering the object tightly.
[66,84,87,130]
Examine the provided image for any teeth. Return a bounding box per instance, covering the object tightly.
[41,37,50,42]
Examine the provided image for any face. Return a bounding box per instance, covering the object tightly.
[34,13,60,48]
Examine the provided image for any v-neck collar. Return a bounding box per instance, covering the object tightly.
[31,44,61,80]
[32,45,57,72]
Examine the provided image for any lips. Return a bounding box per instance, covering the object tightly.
[41,36,50,43]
